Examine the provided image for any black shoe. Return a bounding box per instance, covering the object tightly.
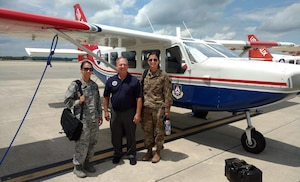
[129,157,137,165]
[112,156,121,164]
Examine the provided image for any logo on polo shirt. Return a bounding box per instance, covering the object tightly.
[112,80,118,86]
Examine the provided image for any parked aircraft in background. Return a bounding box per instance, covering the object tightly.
[273,45,300,56]
[1,5,300,154]
[25,46,114,58]
[247,34,300,64]
[211,38,296,58]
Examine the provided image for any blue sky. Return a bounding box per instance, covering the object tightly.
[0,0,299,56]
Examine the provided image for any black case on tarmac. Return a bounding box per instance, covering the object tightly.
[225,158,262,182]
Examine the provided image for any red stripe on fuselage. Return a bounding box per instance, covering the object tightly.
[170,75,287,86]
[87,60,287,87]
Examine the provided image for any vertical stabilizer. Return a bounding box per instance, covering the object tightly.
[248,34,273,61]
[73,3,88,22]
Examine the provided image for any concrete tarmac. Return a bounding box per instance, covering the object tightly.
[0,60,299,181]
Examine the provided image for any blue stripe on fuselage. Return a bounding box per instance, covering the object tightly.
[172,84,294,111]
[93,69,108,84]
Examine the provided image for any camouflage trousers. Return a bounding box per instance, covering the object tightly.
[73,120,99,165]
[141,106,165,150]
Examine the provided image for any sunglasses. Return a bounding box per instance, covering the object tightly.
[148,58,158,62]
[83,67,93,72]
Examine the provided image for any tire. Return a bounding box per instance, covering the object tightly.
[192,110,208,119]
[241,129,266,154]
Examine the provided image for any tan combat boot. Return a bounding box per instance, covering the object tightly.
[142,148,153,161]
[151,150,161,163]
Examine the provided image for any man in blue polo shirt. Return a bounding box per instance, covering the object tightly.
[103,57,143,165]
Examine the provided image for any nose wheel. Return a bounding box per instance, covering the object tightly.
[241,111,266,154]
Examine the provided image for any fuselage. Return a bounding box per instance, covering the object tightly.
[87,36,300,112]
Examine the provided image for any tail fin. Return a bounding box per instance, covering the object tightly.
[73,4,98,63]
[74,3,88,22]
[248,34,273,61]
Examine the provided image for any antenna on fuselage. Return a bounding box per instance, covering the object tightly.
[182,21,193,39]
[144,14,155,33]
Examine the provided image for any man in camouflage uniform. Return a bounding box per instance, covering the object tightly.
[64,60,103,178]
[141,52,173,163]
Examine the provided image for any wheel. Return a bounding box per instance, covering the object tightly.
[241,129,266,154]
[192,110,208,119]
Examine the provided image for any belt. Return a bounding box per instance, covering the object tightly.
[112,106,135,112]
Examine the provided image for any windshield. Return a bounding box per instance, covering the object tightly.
[207,43,239,58]
[184,42,239,63]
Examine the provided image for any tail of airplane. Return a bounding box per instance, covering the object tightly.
[73,4,98,63]
[248,34,273,61]
[73,3,88,22]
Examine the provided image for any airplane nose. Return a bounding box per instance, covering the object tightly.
[289,73,300,90]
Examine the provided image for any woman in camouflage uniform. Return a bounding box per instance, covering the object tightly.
[141,52,173,163]
[64,61,103,178]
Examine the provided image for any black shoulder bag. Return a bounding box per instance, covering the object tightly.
[60,80,84,141]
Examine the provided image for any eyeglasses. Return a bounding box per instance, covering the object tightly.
[148,59,158,62]
[83,67,93,72]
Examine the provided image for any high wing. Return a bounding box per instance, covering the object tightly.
[25,48,87,56]
[0,8,170,48]
[25,46,114,56]
[0,8,101,40]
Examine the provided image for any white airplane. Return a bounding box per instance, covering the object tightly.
[1,4,300,154]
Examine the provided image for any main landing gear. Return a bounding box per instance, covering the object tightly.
[192,109,266,154]
[241,111,266,154]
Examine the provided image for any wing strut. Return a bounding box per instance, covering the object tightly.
[49,29,117,70]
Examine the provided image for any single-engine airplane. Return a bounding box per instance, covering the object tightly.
[1,4,300,154]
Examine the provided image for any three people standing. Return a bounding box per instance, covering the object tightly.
[65,53,172,178]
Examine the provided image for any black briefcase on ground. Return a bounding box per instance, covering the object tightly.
[61,108,83,141]
[225,158,262,182]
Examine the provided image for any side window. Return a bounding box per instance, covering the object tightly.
[141,50,160,69]
[104,53,109,62]
[122,51,136,68]
[110,52,118,66]
[166,46,186,74]
[289,60,295,64]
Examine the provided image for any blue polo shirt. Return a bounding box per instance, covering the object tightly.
[103,73,142,111]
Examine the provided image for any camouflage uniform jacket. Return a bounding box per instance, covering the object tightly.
[64,79,102,122]
[143,69,173,112]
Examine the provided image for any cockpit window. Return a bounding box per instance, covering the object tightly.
[207,43,239,58]
[185,42,221,58]
[184,42,238,63]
